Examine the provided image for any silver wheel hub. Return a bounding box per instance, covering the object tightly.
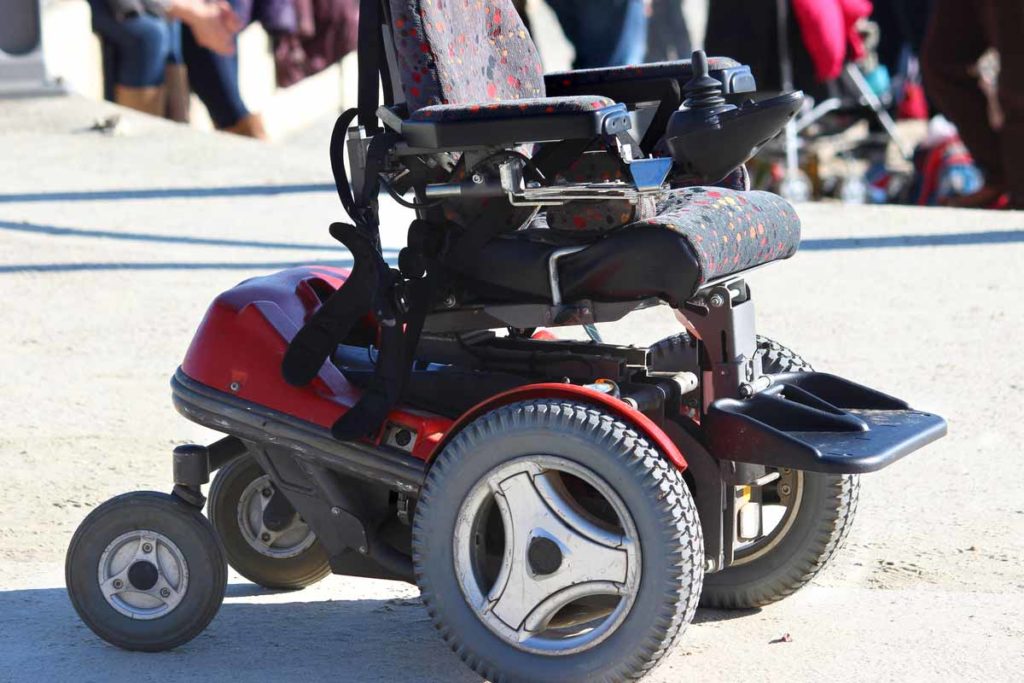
[98,530,188,619]
[453,456,641,655]
[237,475,316,559]
[733,468,804,565]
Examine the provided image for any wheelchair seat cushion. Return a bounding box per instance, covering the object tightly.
[458,187,801,306]
[646,187,800,284]
[389,0,544,111]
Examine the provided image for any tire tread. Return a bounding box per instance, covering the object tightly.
[413,400,703,682]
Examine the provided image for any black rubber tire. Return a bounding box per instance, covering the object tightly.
[648,333,860,609]
[207,455,331,590]
[413,399,703,683]
[65,491,227,651]
[648,332,814,375]
[701,472,859,609]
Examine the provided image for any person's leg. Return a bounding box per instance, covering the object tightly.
[87,0,171,115]
[921,0,1003,195]
[607,0,648,66]
[548,0,636,69]
[180,0,260,136]
[164,20,190,122]
[988,0,1024,207]
[546,0,585,67]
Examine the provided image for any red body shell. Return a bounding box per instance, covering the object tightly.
[180,266,686,470]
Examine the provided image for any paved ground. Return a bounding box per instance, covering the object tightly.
[1,95,1023,681]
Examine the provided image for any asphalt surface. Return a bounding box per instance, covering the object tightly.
[1,95,1022,682]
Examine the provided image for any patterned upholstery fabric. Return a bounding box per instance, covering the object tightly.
[408,96,615,122]
[545,57,741,90]
[545,150,657,232]
[643,187,800,284]
[388,0,544,111]
[382,2,799,284]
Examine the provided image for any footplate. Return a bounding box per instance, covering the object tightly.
[704,372,947,474]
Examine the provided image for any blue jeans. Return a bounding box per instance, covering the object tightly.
[88,0,249,128]
[547,0,649,69]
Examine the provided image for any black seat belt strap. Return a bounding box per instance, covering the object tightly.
[331,271,436,440]
[281,223,384,387]
[357,0,382,134]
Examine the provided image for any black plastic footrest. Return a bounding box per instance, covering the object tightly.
[705,372,947,474]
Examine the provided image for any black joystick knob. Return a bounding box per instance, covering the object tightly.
[682,50,728,111]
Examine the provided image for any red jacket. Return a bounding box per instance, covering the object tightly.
[792,0,873,81]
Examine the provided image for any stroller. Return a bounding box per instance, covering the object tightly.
[66,2,946,681]
[706,0,913,200]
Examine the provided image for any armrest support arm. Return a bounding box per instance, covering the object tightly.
[399,99,631,150]
[544,58,756,102]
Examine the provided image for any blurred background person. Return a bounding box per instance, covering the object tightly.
[646,0,690,63]
[921,0,1024,209]
[546,0,650,69]
[88,0,267,138]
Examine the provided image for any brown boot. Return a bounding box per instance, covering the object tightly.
[164,65,191,123]
[220,113,268,140]
[113,85,166,117]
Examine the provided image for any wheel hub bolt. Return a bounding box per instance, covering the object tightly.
[261,488,273,498]
[112,579,124,589]
[261,532,272,542]
[780,484,792,496]
[159,588,171,598]
[527,537,563,576]
[141,543,153,553]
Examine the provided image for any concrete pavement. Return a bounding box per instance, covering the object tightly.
[1,95,1022,681]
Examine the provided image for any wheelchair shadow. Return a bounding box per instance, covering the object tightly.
[0,584,477,682]
[0,582,758,681]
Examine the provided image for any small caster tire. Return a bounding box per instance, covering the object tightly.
[65,491,227,651]
[649,333,859,609]
[701,470,859,608]
[208,455,330,590]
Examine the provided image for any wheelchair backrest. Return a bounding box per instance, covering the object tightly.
[385,0,545,111]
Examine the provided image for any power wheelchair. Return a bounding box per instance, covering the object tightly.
[66,2,946,680]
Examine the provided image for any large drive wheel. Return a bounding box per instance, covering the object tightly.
[649,333,860,609]
[207,455,330,590]
[65,491,227,651]
[413,400,703,683]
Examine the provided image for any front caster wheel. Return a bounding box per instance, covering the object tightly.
[702,470,859,608]
[649,332,860,608]
[208,455,330,590]
[413,400,703,683]
[65,491,226,651]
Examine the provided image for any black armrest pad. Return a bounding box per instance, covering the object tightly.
[545,58,756,101]
[402,99,631,149]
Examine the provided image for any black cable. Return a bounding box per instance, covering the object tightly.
[378,175,443,209]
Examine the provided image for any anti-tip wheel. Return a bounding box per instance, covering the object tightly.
[207,455,330,590]
[65,491,227,651]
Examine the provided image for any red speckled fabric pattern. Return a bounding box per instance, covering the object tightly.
[545,150,657,232]
[645,187,801,284]
[408,96,615,121]
[388,0,545,111]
